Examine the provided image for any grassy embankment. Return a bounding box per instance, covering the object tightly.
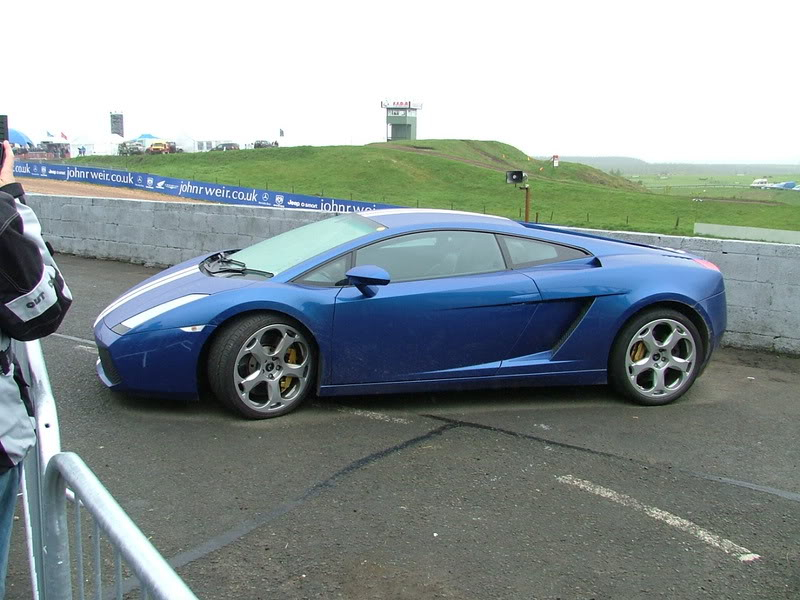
[68,140,800,236]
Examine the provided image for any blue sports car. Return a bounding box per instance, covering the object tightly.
[93,209,726,419]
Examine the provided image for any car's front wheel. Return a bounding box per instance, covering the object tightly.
[207,313,316,419]
[609,308,703,406]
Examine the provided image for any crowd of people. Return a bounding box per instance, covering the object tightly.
[12,142,71,159]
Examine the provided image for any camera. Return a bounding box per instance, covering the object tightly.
[0,115,8,166]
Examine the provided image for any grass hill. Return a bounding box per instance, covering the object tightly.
[66,140,800,236]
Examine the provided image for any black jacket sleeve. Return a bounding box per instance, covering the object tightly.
[0,183,72,341]
[0,184,45,295]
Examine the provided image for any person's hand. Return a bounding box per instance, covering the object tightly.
[0,140,16,187]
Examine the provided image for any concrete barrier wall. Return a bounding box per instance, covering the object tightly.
[27,194,800,355]
[28,194,328,268]
[693,222,800,244]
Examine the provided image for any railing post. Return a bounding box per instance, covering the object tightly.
[42,462,73,600]
[21,453,45,600]
[19,338,64,600]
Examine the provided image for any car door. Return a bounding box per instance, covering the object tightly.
[494,234,618,376]
[329,230,541,385]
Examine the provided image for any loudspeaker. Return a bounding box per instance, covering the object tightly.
[506,170,527,184]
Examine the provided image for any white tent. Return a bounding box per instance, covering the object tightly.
[70,133,125,156]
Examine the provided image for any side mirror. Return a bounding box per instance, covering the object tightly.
[346,265,391,298]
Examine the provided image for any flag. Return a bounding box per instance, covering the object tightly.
[60,132,68,140]
[46,131,53,137]
[279,129,284,137]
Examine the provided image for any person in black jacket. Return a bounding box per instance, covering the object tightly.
[0,140,72,598]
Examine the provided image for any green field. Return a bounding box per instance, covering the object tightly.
[634,172,800,205]
[66,141,800,237]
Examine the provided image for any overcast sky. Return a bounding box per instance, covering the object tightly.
[6,1,797,164]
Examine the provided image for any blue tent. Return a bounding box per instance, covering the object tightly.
[135,133,159,140]
[9,129,33,147]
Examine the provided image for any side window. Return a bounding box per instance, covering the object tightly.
[355,230,506,282]
[500,235,589,268]
[295,254,350,287]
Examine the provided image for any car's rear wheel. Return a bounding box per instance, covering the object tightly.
[207,313,316,419]
[609,308,703,406]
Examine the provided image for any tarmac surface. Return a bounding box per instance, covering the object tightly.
[6,254,800,600]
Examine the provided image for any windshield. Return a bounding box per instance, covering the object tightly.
[228,213,382,275]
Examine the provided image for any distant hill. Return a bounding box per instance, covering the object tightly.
[548,156,800,176]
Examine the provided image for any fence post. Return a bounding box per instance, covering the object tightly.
[21,452,46,599]
[42,464,72,599]
[19,339,64,600]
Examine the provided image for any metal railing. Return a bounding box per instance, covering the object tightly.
[17,339,199,600]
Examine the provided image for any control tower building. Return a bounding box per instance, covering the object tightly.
[382,100,423,142]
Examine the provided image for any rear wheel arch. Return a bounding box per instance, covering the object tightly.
[616,300,711,360]
[608,301,709,406]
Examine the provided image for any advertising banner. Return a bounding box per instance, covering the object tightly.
[14,162,393,213]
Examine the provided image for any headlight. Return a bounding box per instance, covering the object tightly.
[111,294,208,335]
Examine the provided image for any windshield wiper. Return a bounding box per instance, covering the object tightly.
[204,252,273,277]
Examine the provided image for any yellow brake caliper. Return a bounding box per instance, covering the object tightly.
[280,347,298,393]
[630,341,647,362]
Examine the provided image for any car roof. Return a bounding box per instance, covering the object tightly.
[356,208,688,259]
[362,208,522,230]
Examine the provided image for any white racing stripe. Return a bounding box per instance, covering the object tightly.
[94,265,199,326]
[556,475,761,563]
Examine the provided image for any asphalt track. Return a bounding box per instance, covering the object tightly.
[6,254,800,599]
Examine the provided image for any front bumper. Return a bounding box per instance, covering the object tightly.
[94,319,215,398]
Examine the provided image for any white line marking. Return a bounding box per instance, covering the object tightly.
[334,406,411,425]
[556,475,761,563]
[75,345,98,354]
[52,333,95,345]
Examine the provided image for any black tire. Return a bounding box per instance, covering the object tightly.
[207,313,316,419]
[609,308,704,406]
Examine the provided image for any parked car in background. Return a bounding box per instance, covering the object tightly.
[93,209,726,420]
[118,141,144,155]
[254,140,272,148]
[146,142,170,155]
[211,143,240,152]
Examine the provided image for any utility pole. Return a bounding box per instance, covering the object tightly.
[523,184,531,222]
[506,171,530,222]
